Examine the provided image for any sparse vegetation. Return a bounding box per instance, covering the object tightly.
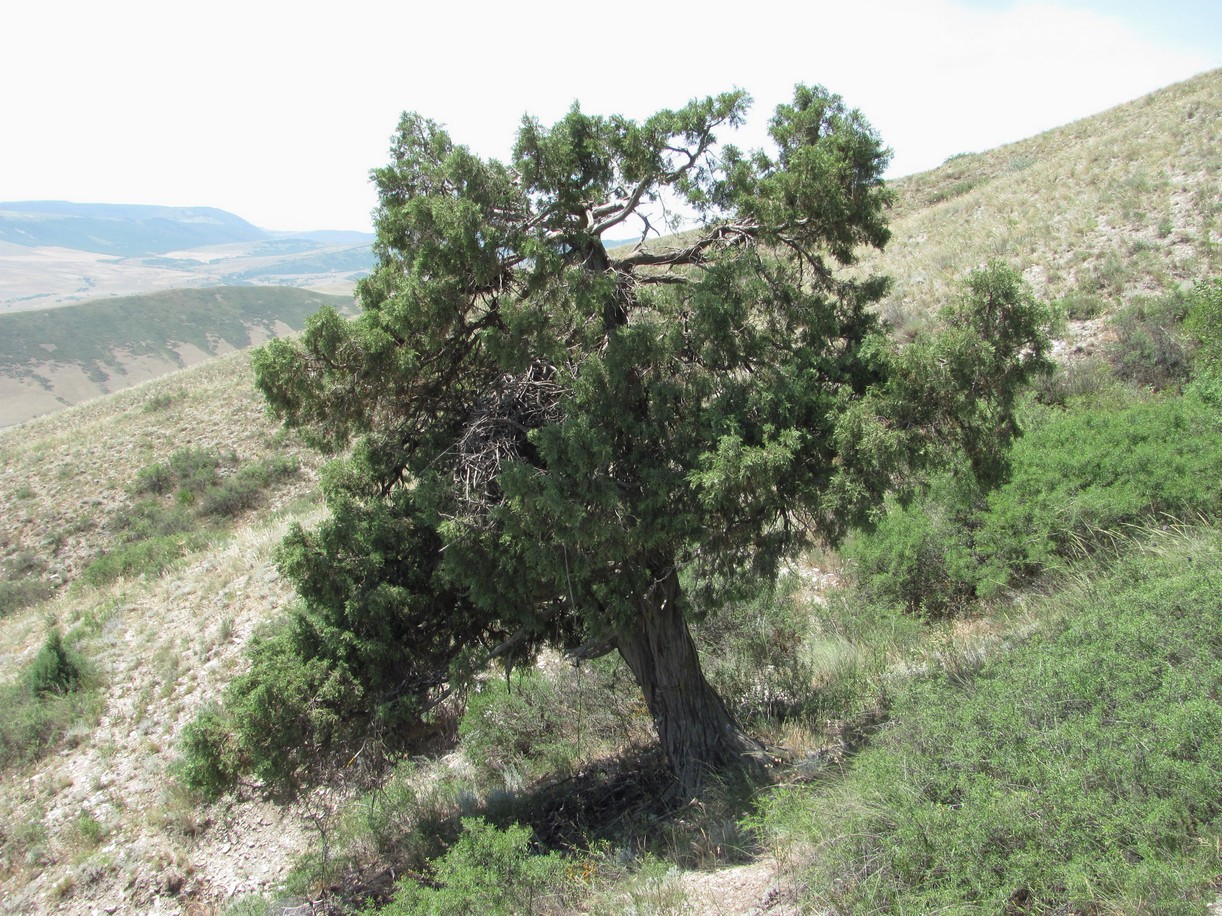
[82,449,300,585]
[0,629,98,769]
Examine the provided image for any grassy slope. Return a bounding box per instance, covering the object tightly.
[0,286,356,427]
[0,73,1219,914]
[0,351,330,912]
[867,68,1221,332]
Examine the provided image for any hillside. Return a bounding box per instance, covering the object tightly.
[0,287,358,428]
[0,72,1220,915]
[869,67,1220,334]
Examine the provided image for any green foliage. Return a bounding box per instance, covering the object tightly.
[27,629,83,696]
[0,629,97,770]
[0,552,55,618]
[88,452,299,586]
[251,86,1049,788]
[373,818,564,916]
[459,658,644,787]
[693,574,826,721]
[0,578,54,618]
[1185,277,1222,405]
[81,532,204,586]
[850,392,1222,607]
[178,619,365,796]
[978,394,1222,587]
[830,261,1054,530]
[844,484,979,618]
[198,455,299,518]
[175,703,242,800]
[758,530,1222,913]
[134,447,224,496]
[1052,288,1106,320]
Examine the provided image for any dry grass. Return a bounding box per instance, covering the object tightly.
[865,68,1221,336]
[0,351,329,913]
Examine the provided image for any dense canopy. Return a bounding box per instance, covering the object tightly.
[254,85,1050,793]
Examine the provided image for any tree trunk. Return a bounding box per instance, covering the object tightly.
[615,565,766,797]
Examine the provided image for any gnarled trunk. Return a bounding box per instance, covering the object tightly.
[616,565,766,796]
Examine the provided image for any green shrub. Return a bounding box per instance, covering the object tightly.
[844,492,979,617]
[757,530,1222,913]
[133,462,175,496]
[81,533,202,586]
[0,630,97,769]
[132,447,225,496]
[1052,289,1106,320]
[977,394,1222,590]
[168,447,227,493]
[1030,357,1131,409]
[695,574,827,719]
[1185,278,1222,406]
[28,629,84,696]
[374,818,564,916]
[850,393,1222,609]
[178,619,366,796]
[198,456,299,518]
[114,499,195,540]
[175,703,242,800]
[0,578,54,618]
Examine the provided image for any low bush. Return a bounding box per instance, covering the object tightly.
[177,619,366,797]
[695,573,826,719]
[1185,277,1222,406]
[93,454,300,587]
[81,532,203,586]
[757,530,1222,913]
[0,578,54,618]
[0,630,98,770]
[174,703,243,800]
[27,629,84,696]
[133,447,226,497]
[459,657,645,788]
[198,456,299,518]
[849,392,1222,608]
[843,487,979,618]
[372,818,566,916]
[977,393,1222,590]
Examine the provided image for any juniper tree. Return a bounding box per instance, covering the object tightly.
[253,86,1049,794]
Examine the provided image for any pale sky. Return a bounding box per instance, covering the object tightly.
[2,0,1217,233]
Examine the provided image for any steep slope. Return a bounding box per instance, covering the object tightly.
[0,352,328,913]
[867,68,1221,332]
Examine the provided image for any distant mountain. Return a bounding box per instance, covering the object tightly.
[0,201,376,310]
[0,201,270,257]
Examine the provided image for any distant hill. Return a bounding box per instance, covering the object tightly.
[0,201,268,257]
[0,286,356,427]
[0,201,376,310]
